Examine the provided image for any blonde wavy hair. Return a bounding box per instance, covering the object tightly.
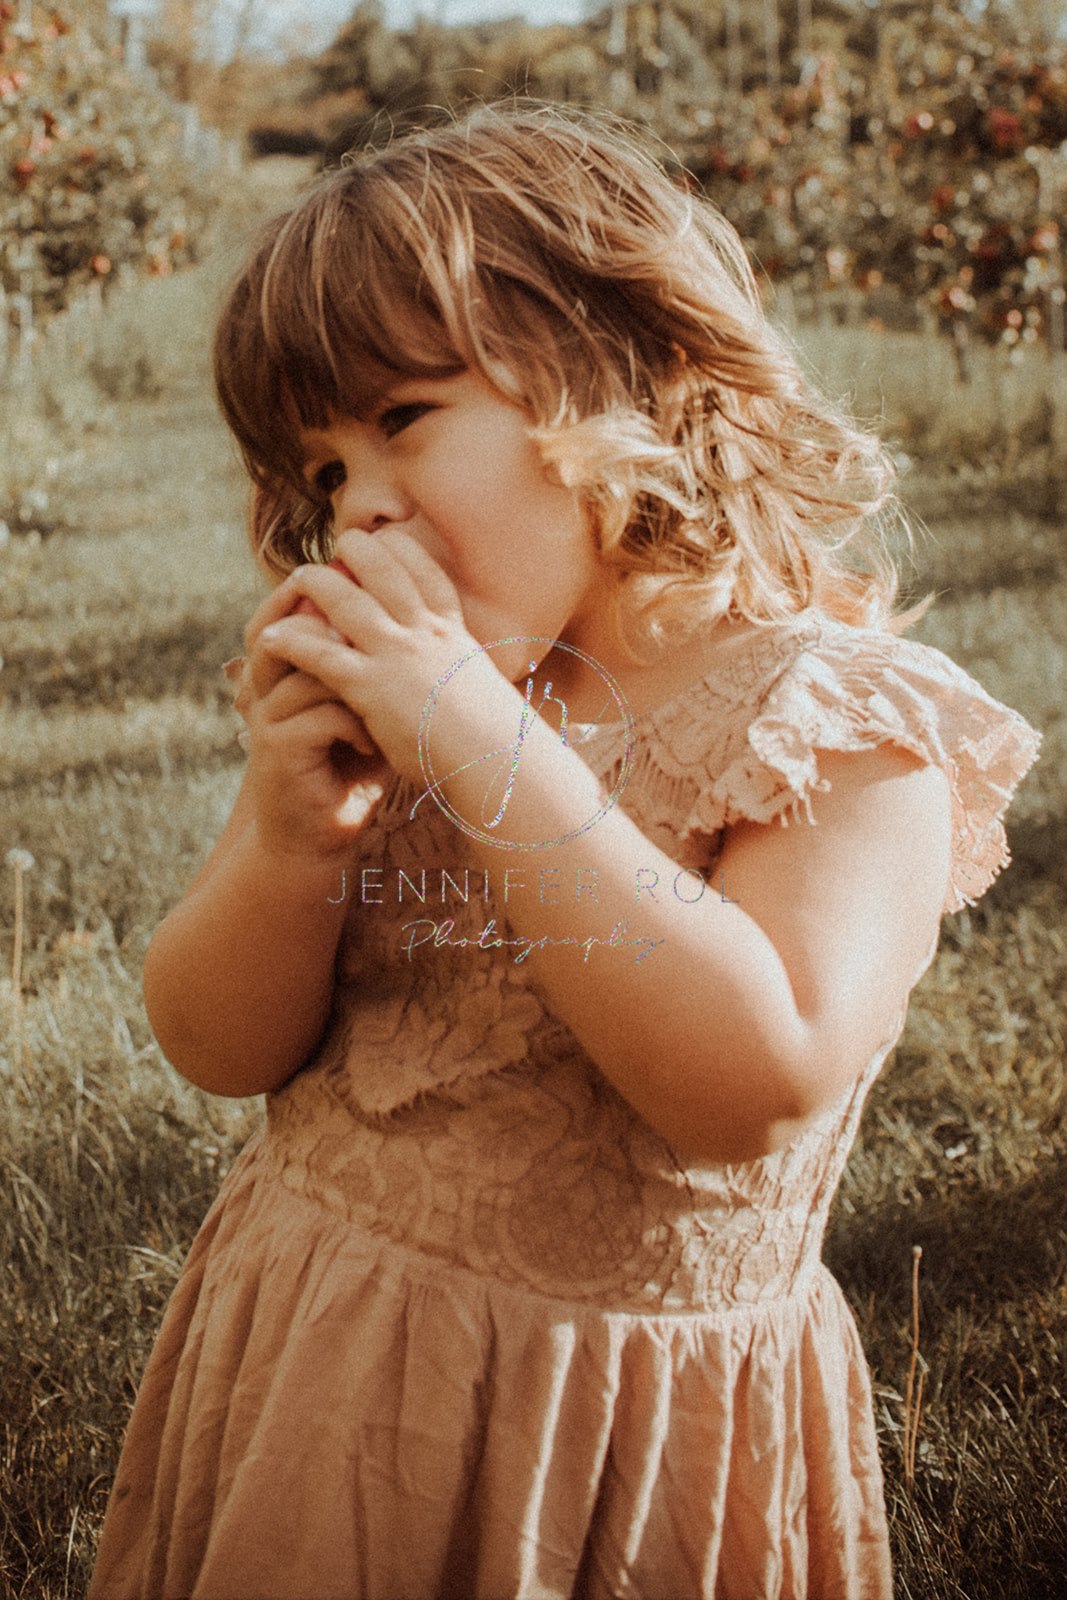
[214,101,929,661]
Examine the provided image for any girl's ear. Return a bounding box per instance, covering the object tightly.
[484,356,526,401]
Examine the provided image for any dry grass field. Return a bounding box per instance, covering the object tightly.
[1,223,1065,1596]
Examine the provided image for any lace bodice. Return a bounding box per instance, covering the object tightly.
[238,610,1039,1314]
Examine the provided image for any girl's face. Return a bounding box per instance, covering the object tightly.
[297,368,615,698]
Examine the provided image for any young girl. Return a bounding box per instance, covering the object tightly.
[91,104,1040,1599]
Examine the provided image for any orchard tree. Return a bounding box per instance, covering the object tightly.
[1,0,226,316]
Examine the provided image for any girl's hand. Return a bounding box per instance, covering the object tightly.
[238,593,392,864]
[253,529,497,788]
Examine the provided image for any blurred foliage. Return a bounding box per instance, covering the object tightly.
[5,0,1064,362]
[244,0,1067,358]
[0,0,225,318]
[681,3,1067,359]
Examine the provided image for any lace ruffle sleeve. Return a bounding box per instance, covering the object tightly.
[678,617,1042,916]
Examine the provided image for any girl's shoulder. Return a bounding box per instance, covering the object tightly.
[581,608,1042,917]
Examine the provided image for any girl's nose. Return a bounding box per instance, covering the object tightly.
[333,462,413,535]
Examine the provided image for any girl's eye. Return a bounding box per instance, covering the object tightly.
[378,402,433,439]
[313,461,346,497]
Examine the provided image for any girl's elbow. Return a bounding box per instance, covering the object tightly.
[142,953,293,1099]
[620,1044,807,1165]
[651,1029,863,1165]
[143,1003,247,1098]
[150,1028,294,1100]
[774,997,909,1129]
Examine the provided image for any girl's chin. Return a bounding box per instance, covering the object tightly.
[505,645,558,687]
[457,634,555,682]
[455,620,572,694]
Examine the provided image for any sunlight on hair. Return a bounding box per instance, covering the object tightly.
[214,100,931,645]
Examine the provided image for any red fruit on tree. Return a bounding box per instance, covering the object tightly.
[1029,225,1058,254]
[986,107,1024,153]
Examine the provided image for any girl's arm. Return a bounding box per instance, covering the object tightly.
[254,529,954,1161]
[142,764,356,1099]
[436,680,952,1164]
[144,598,391,1098]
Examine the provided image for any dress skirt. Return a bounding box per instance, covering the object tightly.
[90,1132,892,1600]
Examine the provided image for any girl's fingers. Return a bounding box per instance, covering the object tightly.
[243,568,349,674]
[253,666,380,756]
[241,538,471,756]
[259,696,380,763]
[247,610,349,701]
[244,536,463,677]
[348,723,379,758]
[255,617,360,710]
[246,635,298,701]
[284,700,376,755]
[257,663,348,722]
[244,570,314,649]
[332,529,466,626]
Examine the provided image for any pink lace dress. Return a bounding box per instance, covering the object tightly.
[90,610,1040,1600]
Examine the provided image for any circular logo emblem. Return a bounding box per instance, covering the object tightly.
[416,636,636,850]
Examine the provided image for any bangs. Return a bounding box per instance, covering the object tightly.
[214,169,465,501]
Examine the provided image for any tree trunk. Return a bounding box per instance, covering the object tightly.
[797,0,812,58]
[952,318,972,385]
[724,0,742,96]
[764,0,781,92]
